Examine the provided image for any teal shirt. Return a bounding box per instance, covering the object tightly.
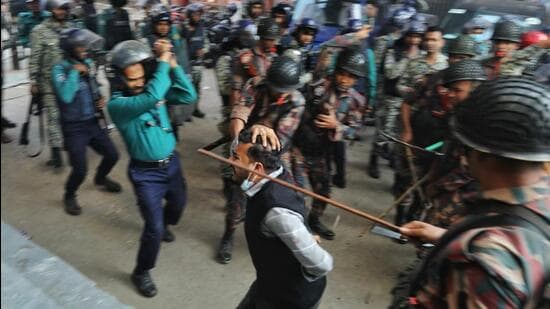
[51,58,94,104]
[17,11,51,47]
[108,61,197,161]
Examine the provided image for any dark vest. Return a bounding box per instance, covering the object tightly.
[104,8,133,50]
[55,61,97,123]
[245,171,326,308]
[183,24,205,63]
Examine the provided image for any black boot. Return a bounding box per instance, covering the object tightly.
[193,107,205,118]
[47,147,63,168]
[309,215,335,240]
[94,176,122,193]
[217,233,234,264]
[332,174,346,188]
[163,226,175,242]
[367,154,380,179]
[2,117,16,128]
[64,194,82,216]
[131,269,157,298]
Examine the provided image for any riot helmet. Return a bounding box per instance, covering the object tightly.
[46,0,71,11]
[296,18,318,36]
[451,78,550,162]
[60,28,104,59]
[150,4,171,24]
[443,59,486,86]
[266,56,302,93]
[335,47,366,78]
[491,20,522,43]
[447,35,476,57]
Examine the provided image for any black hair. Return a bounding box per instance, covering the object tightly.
[367,0,379,7]
[238,129,282,173]
[426,25,442,35]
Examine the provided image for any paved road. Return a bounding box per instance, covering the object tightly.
[1,55,414,309]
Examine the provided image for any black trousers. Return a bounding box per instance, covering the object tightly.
[62,119,119,197]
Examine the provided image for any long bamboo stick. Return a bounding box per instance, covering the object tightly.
[197,148,401,232]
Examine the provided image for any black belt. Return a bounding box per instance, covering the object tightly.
[131,154,174,169]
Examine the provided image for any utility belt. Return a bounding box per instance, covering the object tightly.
[131,153,174,169]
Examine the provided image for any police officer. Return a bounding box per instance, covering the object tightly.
[270,2,292,37]
[463,16,491,57]
[389,61,488,308]
[29,0,74,168]
[181,3,206,118]
[245,0,264,25]
[80,0,98,33]
[17,0,50,48]
[97,0,134,51]
[294,48,367,240]
[144,4,193,139]
[401,78,550,308]
[231,17,279,107]
[368,20,425,179]
[107,40,197,297]
[422,59,486,228]
[218,56,305,264]
[52,28,121,215]
[279,18,318,75]
[488,22,550,80]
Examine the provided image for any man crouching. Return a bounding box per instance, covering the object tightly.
[232,129,333,309]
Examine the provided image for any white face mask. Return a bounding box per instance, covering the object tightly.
[240,163,259,191]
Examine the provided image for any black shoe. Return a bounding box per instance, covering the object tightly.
[46,147,63,168]
[131,270,157,298]
[192,109,205,118]
[64,195,82,216]
[163,227,175,242]
[332,175,346,188]
[1,132,12,144]
[217,238,233,264]
[95,177,122,193]
[309,216,335,240]
[2,117,16,128]
[367,155,380,179]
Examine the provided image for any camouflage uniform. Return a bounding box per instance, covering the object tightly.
[16,11,50,48]
[231,46,277,103]
[215,49,239,180]
[280,37,317,74]
[370,34,401,158]
[396,53,448,107]
[425,141,481,228]
[482,45,549,80]
[392,54,448,224]
[294,78,364,217]
[29,17,73,149]
[414,176,550,308]
[227,78,306,233]
[378,48,418,145]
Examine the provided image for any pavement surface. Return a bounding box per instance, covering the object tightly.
[1,54,415,308]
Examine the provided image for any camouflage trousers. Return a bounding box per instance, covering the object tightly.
[43,93,63,148]
[392,145,431,225]
[371,95,403,157]
[296,151,330,218]
[191,65,202,99]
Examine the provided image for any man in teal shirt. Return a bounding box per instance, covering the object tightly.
[17,0,51,48]
[107,39,197,298]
